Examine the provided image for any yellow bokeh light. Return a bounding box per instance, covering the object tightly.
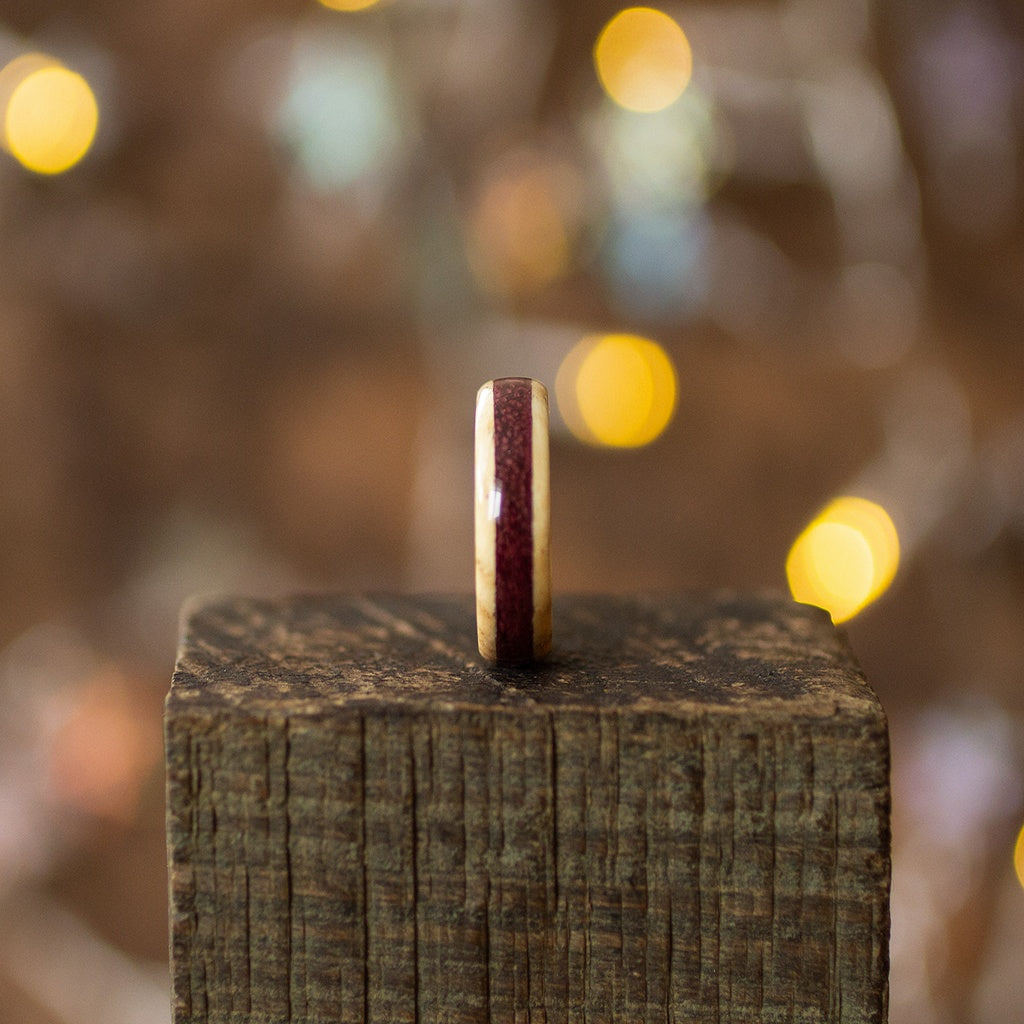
[787,496,900,623]
[1014,822,1024,891]
[594,7,693,113]
[318,0,384,10]
[5,64,98,175]
[556,333,676,448]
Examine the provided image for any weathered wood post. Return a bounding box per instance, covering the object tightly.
[165,592,890,1023]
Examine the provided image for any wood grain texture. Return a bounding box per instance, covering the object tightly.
[166,592,890,1024]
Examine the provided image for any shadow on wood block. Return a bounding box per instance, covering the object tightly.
[165,592,890,1024]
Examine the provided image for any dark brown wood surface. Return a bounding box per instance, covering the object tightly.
[166,592,890,1023]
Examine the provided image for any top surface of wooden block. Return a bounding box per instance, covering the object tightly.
[169,592,881,721]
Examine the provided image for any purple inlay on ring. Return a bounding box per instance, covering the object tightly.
[492,378,534,662]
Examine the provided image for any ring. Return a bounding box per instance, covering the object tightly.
[475,378,552,663]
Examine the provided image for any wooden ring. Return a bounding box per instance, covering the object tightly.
[475,378,552,663]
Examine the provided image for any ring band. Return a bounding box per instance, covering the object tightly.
[475,378,552,663]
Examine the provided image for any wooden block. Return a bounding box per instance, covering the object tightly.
[165,593,890,1024]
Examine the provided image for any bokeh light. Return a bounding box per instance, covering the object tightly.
[3,61,99,175]
[1015,822,1024,891]
[602,207,708,321]
[275,35,402,191]
[594,7,693,113]
[597,84,721,208]
[591,83,721,323]
[466,153,576,297]
[787,496,900,623]
[318,0,385,10]
[556,333,676,447]
[46,666,160,824]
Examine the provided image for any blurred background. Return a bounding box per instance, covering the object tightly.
[0,0,1022,1020]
